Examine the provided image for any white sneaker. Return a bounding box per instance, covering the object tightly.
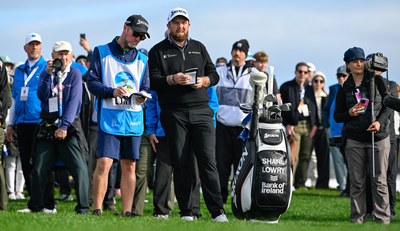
[42,208,57,214]
[17,208,32,213]
[8,193,16,200]
[16,193,25,200]
[181,216,194,221]
[213,214,228,222]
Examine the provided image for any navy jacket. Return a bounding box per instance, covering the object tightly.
[280,78,318,127]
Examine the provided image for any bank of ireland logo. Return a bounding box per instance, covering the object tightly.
[115,71,135,91]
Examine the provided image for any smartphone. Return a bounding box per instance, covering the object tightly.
[80,33,86,39]
[359,98,369,114]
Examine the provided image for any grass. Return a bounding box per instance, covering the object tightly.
[2,187,400,231]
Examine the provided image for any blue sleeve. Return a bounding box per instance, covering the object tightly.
[323,92,334,128]
[207,86,219,128]
[146,91,158,136]
[60,69,82,130]
[37,70,53,102]
[87,47,115,98]
[139,64,150,93]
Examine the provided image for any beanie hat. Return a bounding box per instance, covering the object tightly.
[232,39,249,55]
[311,71,326,83]
[343,47,365,63]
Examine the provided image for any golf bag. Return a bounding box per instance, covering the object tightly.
[231,82,293,223]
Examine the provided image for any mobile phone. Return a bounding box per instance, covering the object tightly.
[80,33,86,39]
[359,98,369,114]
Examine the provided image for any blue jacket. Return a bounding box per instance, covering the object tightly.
[37,65,82,130]
[12,56,47,124]
[323,84,344,137]
[71,60,88,75]
[146,87,219,137]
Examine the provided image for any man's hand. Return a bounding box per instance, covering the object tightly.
[149,134,158,153]
[79,38,91,52]
[54,128,67,140]
[46,60,54,75]
[191,77,209,89]
[367,121,381,133]
[309,125,318,138]
[349,103,364,117]
[173,73,192,85]
[6,125,13,143]
[113,86,127,98]
[286,124,295,136]
[135,97,147,105]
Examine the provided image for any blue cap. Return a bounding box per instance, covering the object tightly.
[343,47,365,63]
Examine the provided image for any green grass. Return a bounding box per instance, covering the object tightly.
[2,188,400,231]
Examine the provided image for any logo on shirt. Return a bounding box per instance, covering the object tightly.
[115,71,135,91]
[163,54,177,59]
[188,51,200,55]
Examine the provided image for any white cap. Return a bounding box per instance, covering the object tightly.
[307,62,316,72]
[52,41,73,52]
[25,33,42,45]
[167,7,189,23]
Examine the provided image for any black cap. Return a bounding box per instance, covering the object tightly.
[125,15,150,38]
[232,39,249,55]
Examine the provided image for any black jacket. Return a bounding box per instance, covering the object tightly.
[334,73,390,142]
[280,78,318,127]
[148,37,218,110]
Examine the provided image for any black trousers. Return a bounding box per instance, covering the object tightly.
[87,124,114,208]
[314,129,330,189]
[215,122,244,203]
[31,135,89,214]
[17,123,55,210]
[153,137,201,216]
[160,107,224,218]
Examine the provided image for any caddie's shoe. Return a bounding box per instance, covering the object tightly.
[92,209,103,216]
[115,211,136,217]
[181,216,194,221]
[42,208,57,214]
[212,214,228,222]
[17,208,32,213]
[8,193,16,200]
[104,205,117,212]
[153,214,170,219]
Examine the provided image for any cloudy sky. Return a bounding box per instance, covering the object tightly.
[1,0,399,90]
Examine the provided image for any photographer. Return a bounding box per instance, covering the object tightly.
[30,41,89,214]
[334,47,391,224]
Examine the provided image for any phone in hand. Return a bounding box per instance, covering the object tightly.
[80,33,86,39]
[359,98,369,114]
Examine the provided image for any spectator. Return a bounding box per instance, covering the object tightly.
[148,7,227,222]
[305,62,316,85]
[30,41,89,214]
[334,47,391,224]
[215,57,227,67]
[280,62,318,189]
[76,55,87,68]
[252,51,281,102]
[323,65,348,194]
[88,14,150,217]
[0,55,14,85]
[310,71,329,189]
[0,56,10,211]
[8,33,56,213]
[214,39,257,203]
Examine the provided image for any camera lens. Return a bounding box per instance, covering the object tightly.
[53,58,64,71]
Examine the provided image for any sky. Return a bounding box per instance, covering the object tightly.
[1,0,400,91]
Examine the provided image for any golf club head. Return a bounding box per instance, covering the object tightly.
[279,103,292,112]
[239,103,252,114]
[264,94,276,103]
[268,105,281,119]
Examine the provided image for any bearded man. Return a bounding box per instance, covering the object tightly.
[148,7,228,222]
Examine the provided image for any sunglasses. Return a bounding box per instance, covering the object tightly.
[298,70,309,74]
[314,79,324,84]
[132,31,146,41]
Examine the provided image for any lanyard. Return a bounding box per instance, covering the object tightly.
[51,71,68,96]
[23,66,39,87]
[300,85,305,102]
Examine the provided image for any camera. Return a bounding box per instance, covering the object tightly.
[365,52,388,72]
[53,58,64,71]
[329,136,343,148]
